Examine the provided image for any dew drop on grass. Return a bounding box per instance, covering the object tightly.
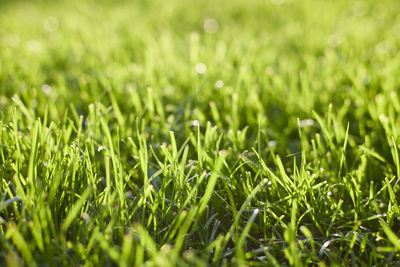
[215,80,224,88]
[263,178,272,186]
[41,84,52,95]
[299,119,314,128]
[319,240,331,256]
[268,140,276,148]
[203,18,219,34]
[195,63,207,74]
[82,212,90,223]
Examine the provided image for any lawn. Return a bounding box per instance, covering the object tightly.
[1,0,400,265]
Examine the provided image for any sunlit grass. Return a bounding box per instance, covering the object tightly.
[1,0,400,265]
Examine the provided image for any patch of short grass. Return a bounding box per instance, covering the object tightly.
[1,0,400,265]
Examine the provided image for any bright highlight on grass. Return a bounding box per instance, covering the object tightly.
[1,0,400,265]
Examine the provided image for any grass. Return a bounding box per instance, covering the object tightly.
[1,0,400,265]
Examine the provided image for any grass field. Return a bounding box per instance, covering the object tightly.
[1,0,400,265]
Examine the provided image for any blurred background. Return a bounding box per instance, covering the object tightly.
[1,0,400,141]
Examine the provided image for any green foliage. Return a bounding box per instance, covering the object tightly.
[1,0,400,265]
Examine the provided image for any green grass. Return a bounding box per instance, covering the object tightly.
[1,0,400,265]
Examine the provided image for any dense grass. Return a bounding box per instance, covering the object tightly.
[1,0,400,265]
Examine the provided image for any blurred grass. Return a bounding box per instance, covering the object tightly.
[1,0,400,132]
